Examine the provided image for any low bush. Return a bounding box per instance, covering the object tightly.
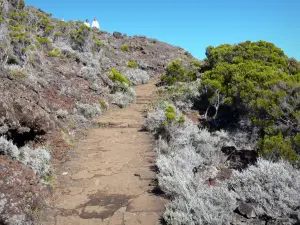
[0,136,51,181]
[36,36,52,50]
[259,133,299,163]
[47,48,63,57]
[146,104,300,224]
[120,44,129,52]
[112,87,136,108]
[161,60,198,85]
[127,60,137,68]
[191,60,202,67]
[54,32,62,37]
[10,70,26,77]
[123,68,150,85]
[229,159,300,222]
[92,35,104,52]
[76,102,103,118]
[109,68,131,85]
[69,24,91,51]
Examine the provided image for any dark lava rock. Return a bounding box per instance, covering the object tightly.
[221,146,258,170]
[113,31,122,39]
[236,201,256,218]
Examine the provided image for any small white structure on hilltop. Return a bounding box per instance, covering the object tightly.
[92,17,100,29]
[84,19,90,27]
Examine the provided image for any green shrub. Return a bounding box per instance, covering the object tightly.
[36,36,51,45]
[94,36,103,47]
[177,115,185,124]
[162,105,185,125]
[10,11,28,23]
[161,60,197,85]
[153,39,157,44]
[54,32,62,37]
[127,60,137,68]
[196,40,300,161]
[99,99,108,110]
[121,45,129,52]
[44,25,55,35]
[9,24,31,51]
[56,20,68,32]
[10,0,25,9]
[36,12,53,33]
[9,25,30,43]
[92,36,104,52]
[259,133,299,163]
[109,68,131,85]
[164,105,176,123]
[11,70,26,78]
[47,48,63,57]
[192,60,201,67]
[204,40,288,71]
[69,24,91,51]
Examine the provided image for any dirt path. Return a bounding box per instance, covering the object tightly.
[44,80,166,225]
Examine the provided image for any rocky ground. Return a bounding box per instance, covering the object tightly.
[42,80,167,225]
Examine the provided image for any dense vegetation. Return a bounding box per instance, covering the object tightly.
[161,41,300,163]
[200,41,300,163]
[149,40,300,224]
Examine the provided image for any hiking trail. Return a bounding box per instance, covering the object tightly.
[44,80,167,225]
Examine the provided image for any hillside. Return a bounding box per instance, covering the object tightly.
[0,0,196,224]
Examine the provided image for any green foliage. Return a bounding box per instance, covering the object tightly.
[10,70,26,78]
[109,68,131,85]
[10,11,28,23]
[120,45,129,52]
[204,40,289,72]
[198,40,300,161]
[127,60,137,68]
[47,48,63,57]
[36,36,51,45]
[287,57,300,75]
[164,105,176,124]
[99,99,108,110]
[161,60,197,85]
[163,105,185,125]
[9,25,30,43]
[292,134,300,153]
[36,36,52,50]
[69,24,91,51]
[36,12,54,35]
[92,36,104,52]
[10,0,25,10]
[259,133,299,163]
[153,39,157,44]
[43,174,55,185]
[54,32,62,37]
[177,115,185,124]
[192,60,201,67]
[56,20,68,33]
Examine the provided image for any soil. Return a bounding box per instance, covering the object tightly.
[42,80,167,225]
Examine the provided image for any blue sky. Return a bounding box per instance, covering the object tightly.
[25,0,300,60]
